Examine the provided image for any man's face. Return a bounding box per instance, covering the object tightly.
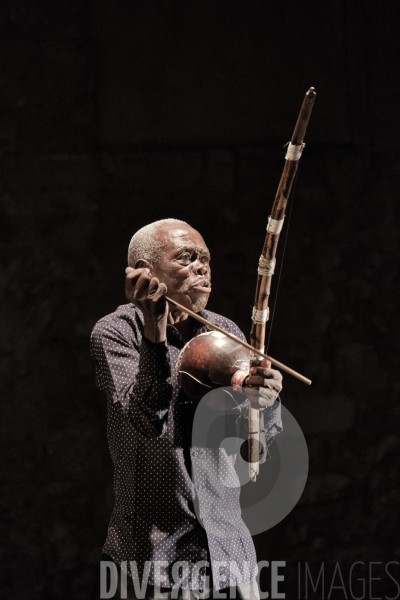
[151,224,211,313]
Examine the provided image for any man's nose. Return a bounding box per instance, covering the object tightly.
[193,260,209,275]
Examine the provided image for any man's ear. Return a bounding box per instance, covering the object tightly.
[135,259,152,272]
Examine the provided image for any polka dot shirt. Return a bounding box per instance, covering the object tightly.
[90,303,282,590]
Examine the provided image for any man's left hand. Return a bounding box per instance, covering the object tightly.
[245,358,282,408]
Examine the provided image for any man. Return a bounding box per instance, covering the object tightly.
[91,218,283,599]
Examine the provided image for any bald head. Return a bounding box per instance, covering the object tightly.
[127,218,191,268]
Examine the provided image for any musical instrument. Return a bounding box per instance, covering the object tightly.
[175,87,316,481]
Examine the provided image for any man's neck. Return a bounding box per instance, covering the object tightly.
[172,316,194,343]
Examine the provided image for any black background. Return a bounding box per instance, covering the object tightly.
[1,1,400,598]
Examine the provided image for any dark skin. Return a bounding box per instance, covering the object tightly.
[125,223,282,407]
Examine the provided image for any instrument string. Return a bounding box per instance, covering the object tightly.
[265,169,299,355]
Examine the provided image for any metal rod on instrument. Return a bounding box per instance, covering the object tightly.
[166,296,311,386]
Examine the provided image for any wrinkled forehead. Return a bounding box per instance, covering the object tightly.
[158,224,208,252]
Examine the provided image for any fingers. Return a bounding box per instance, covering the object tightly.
[247,375,282,391]
[125,265,168,319]
[125,266,150,279]
[256,389,277,408]
[125,268,151,302]
[147,278,167,302]
[246,365,283,406]
[147,276,160,296]
[125,268,168,343]
[246,387,277,409]
[249,366,281,381]
[125,267,150,290]
[151,282,167,302]
[125,269,166,299]
[134,276,167,305]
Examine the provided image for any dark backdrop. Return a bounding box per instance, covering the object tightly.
[1,1,400,598]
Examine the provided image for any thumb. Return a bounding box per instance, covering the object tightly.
[260,358,272,369]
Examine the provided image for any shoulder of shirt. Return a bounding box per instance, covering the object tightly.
[91,303,142,343]
[199,309,247,342]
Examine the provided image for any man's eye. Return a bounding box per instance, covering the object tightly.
[179,253,191,263]
[178,252,210,265]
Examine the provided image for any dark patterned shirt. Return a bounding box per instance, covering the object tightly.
[90,303,282,590]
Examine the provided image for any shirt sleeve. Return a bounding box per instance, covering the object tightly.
[90,319,172,437]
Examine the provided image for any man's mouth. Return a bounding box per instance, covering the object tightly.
[190,281,212,293]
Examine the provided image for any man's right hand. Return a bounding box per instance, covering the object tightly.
[125,267,168,343]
